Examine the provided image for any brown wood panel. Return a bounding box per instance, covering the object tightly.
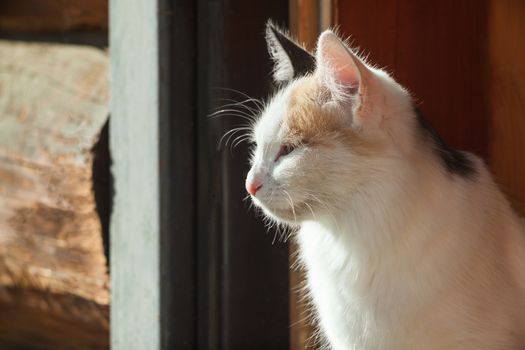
[336,0,490,158]
[0,0,107,33]
[488,0,525,215]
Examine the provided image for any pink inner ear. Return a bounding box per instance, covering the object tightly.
[337,62,360,88]
[317,32,361,91]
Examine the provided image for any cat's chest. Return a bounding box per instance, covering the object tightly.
[297,221,388,297]
[296,221,413,349]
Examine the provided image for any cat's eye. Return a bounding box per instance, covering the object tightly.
[274,144,295,162]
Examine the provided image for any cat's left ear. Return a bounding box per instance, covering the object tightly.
[265,21,316,83]
[316,30,367,101]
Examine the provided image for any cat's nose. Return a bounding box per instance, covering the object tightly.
[246,179,263,196]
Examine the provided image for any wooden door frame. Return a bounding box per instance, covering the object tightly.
[110,1,290,349]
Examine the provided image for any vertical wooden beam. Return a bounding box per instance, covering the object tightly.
[110,0,196,348]
[487,0,525,215]
[161,0,197,348]
[289,0,318,49]
[319,0,334,31]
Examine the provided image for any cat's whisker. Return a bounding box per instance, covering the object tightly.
[218,128,244,149]
[208,109,256,123]
[228,130,249,144]
[226,133,251,151]
[207,113,254,124]
[218,126,252,150]
[208,106,255,117]
[305,192,342,233]
[271,229,278,245]
[225,134,247,152]
[211,86,265,108]
[289,314,313,329]
[229,132,250,146]
[280,224,292,243]
[303,202,317,221]
[231,134,252,149]
[213,97,262,115]
[282,189,297,224]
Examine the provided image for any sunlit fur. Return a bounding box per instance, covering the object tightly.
[246,29,525,350]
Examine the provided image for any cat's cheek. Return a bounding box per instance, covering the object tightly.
[272,157,301,184]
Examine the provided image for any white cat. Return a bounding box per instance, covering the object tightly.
[245,22,525,349]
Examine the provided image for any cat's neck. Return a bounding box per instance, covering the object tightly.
[304,156,484,262]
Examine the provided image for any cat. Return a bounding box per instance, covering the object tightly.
[245,21,525,350]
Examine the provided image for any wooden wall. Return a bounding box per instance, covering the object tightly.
[487,0,525,214]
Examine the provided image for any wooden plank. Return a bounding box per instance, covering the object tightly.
[0,0,107,33]
[0,40,109,349]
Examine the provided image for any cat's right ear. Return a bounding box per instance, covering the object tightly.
[265,21,316,83]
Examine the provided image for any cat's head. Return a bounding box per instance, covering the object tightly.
[246,22,417,226]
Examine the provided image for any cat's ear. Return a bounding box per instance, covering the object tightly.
[316,30,366,100]
[265,21,316,83]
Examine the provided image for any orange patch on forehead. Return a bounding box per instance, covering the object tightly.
[284,79,343,146]
[283,78,383,155]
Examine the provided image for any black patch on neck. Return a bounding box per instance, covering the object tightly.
[269,26,316,78]
[415,108,477,178]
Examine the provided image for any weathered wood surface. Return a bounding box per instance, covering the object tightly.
[0,1,108,33]
[0,40,109,349]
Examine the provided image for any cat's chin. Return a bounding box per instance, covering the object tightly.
[253,198,304,226]
[263,207,300,226]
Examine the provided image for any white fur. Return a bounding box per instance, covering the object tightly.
[248,29,525,349]
[265,25,295,82]
[298,163,525,350]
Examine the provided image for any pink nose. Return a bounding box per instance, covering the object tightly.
[246,180,263,196]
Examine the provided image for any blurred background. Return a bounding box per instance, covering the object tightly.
[0,0,524,349]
